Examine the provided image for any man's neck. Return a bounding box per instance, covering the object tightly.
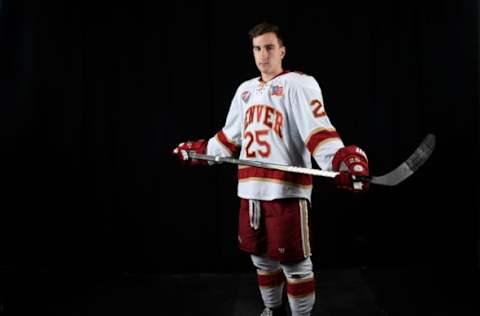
[261,69,284,82]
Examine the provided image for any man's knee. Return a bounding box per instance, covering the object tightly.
[280,257,313,279]
[251,254,281,272]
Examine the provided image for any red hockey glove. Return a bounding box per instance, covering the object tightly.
[172,139,208,166]
[332,145,370,192]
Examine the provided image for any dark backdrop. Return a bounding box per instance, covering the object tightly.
[0,0,478,275]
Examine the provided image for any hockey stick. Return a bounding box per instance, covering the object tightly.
[184,134,435,186]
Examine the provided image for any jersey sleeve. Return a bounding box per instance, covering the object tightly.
[288,77,344,170]
[206,87,243,157]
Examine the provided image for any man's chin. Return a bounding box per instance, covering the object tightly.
[258,67,271,74]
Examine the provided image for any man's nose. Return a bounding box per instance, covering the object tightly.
[260,48,268,58]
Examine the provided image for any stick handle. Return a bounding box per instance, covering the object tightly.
[186,151,339,178]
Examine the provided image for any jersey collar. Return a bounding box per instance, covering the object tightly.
[259,70,290,83]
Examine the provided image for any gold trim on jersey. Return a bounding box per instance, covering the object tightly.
[304,127,337,146]
[238,177,313,188]
[311,137,341,156]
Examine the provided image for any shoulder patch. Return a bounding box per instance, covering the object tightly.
[241,91,251,103]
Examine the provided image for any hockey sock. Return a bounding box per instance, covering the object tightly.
[251,254,285,308]
[282,257,316,316]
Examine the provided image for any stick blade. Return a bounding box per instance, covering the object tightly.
[371,134,436,186]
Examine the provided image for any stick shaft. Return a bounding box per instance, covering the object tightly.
[187,152,339,178]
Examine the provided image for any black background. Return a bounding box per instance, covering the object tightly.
[0,0,478,277]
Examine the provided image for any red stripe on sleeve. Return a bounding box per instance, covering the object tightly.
[216,130,240,156]
[306,130,340,154]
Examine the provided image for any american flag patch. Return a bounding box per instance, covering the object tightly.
[241,91,251,102]
[270,85,283,96]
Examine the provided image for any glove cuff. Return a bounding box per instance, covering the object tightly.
[332,145,369,174]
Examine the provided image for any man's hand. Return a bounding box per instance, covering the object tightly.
[172,139,208,166]
[332,145,369,192]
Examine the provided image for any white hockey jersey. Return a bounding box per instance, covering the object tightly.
[207,71,344,202]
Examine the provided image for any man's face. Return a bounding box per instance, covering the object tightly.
[252,32,285,79]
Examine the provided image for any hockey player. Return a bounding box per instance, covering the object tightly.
[173,22,369,316]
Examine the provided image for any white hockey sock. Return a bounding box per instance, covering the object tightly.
[251,254,285,308]
[282,257,316,316]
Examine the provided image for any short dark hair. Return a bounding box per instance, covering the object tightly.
[248,22,284,47]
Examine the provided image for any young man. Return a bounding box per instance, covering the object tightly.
[173,22,369,316]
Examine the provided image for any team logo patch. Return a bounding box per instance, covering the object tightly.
[241,91,251,103]
[270,85,283,97]
[353,165,364,172]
